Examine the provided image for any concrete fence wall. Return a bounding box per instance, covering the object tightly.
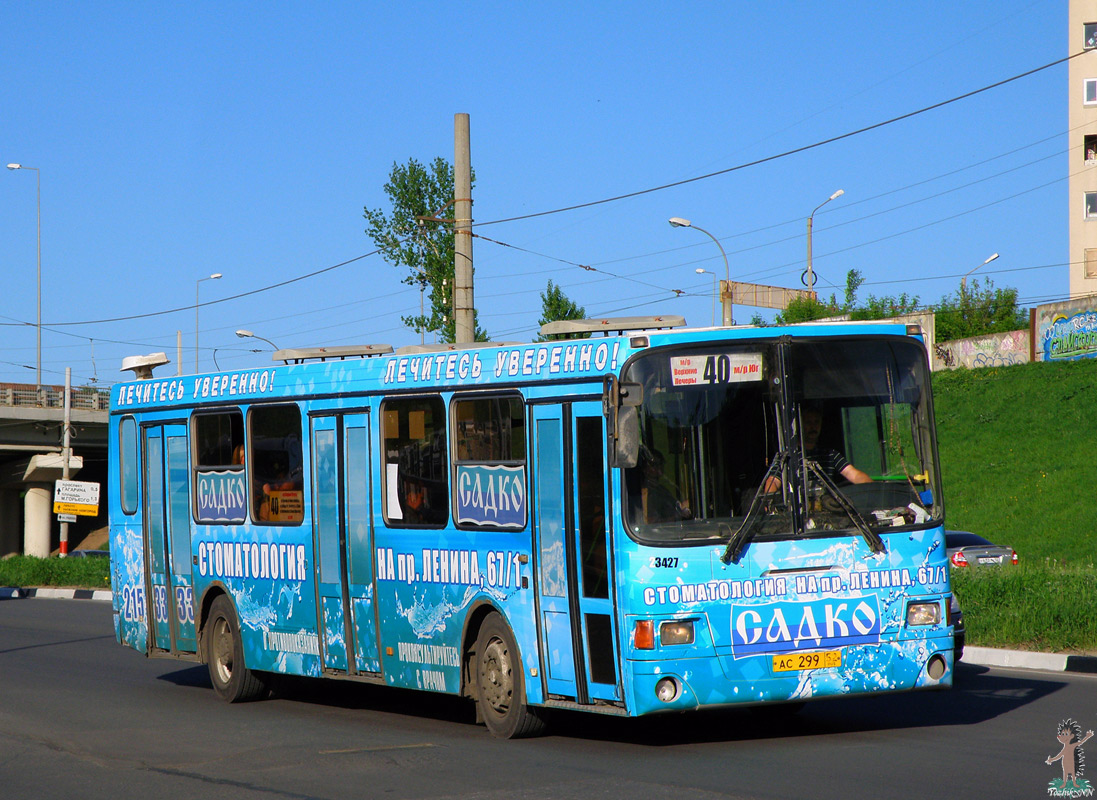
[932,329,1031,371]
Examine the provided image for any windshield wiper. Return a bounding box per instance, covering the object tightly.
[721,449,787,565]
[804,460,887,556]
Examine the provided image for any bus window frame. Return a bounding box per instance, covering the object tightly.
[190,408,247,526]
[119,415,139,516]
[380,393,449,529]
[246,402,305,527]
[449,391,528,532]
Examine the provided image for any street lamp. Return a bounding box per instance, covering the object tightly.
[695,268,717,326]
[669,217,731,325]
[195,273,222,373]
[236,329,280,351]
[961,253,1000,294]
[806,189,844,292]
[7,163,41,390]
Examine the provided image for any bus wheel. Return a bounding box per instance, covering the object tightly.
[205,595,267,702]
[474,614,545,739]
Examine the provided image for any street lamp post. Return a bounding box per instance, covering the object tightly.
[670,217,731,325]
[7,164,41,390]
[695,268,717,326]
[195,273,222,373]
[236,329,280,351]
[961,253,1000,294]
[806,189,844,293]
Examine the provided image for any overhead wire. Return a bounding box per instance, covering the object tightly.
[473,51,1088,228]
[0,250,381,328]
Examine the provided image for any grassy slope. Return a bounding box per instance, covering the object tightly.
[934,358,1097,565]
[935,358,1097,652]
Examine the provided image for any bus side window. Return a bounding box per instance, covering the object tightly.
[249,404,304,524]
[451,394,526,530]
[382,396,448,527]
[192,410,246,524]
[119,416,139,514]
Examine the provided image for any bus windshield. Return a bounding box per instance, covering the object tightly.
[622,336,941,546]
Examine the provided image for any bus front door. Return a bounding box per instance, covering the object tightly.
[532,401,620,704]
[142,423,197,654]
[311,412,379,675]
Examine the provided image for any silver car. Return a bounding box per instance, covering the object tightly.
[946,531,1018,569]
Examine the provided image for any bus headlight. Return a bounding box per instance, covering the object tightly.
[659,620,695,646]
[906,601,941,626]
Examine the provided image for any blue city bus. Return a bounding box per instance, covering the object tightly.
[108,316,954,738]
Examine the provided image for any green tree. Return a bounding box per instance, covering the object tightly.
[774,269,857,324]
[536,280,588,341]
[775,269,921,325]
[935,279,1027,342]
[364,157,486,343]
[775,293,842,324]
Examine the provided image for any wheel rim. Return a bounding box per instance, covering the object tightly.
[479,635,512,716]
[211,616,234,685]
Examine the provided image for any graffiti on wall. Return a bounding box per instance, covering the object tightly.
[1034,298,1097,362]
[1041,311,1097,361]
[933,329,1029,371]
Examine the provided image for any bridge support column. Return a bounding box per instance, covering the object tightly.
[23,482,52,557]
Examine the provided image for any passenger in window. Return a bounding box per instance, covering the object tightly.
[403,480,428,523]
[232,444,245,465]
[258,459,299,522]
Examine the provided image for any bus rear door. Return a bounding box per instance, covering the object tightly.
[142,422,197,654]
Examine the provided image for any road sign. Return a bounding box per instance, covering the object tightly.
[53,480,101,517]
[724,281,816,310]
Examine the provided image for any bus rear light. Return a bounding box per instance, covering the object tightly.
[634,620,655,650]
[655,677,680,703]
[950,551,968,568]
[905,601,941,627]
[659,620,695,646]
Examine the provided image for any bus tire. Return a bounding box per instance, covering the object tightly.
[474,614,545,739]
[205,595,267,703]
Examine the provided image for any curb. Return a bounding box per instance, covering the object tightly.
[1,587,112,602]
[961,646,1097,675]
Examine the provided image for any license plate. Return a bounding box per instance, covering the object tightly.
[772,650,842,672]
[977,556,1002,565]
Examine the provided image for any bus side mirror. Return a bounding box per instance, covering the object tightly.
[603,376,642,468]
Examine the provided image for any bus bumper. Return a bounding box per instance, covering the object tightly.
[625,637,953,717]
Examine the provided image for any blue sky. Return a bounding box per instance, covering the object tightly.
[0,2,1071,387]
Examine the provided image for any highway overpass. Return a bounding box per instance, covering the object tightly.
[0,382,109,557]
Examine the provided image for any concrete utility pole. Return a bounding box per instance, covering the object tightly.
[60,367,72,556]
[453,113,474,343]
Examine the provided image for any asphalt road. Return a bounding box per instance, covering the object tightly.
[1,598,1094,800]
